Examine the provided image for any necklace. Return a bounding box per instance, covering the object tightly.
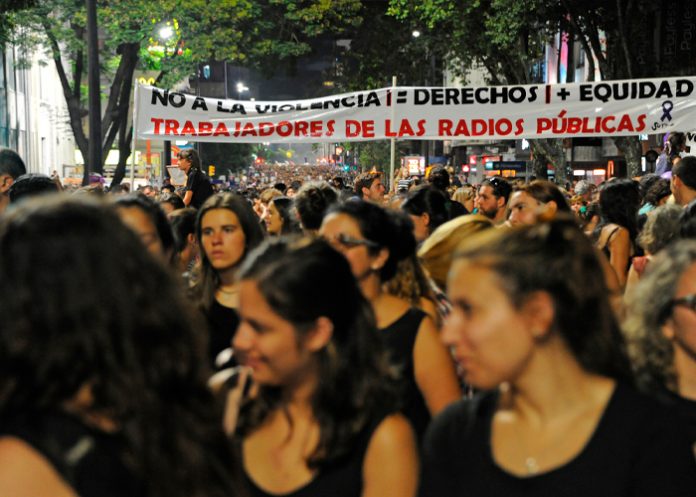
[524,457,540,475]
[218,285,238,295]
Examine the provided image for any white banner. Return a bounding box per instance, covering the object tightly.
[135,77,696,143]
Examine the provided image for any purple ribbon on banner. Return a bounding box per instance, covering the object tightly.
[661,100,673,122]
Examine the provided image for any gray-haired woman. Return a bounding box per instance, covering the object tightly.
[624,239,696,442]
[624,204,683,295]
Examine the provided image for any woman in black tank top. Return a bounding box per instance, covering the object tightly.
[319,200,461,441]
[592,179,640,289]
[0,197,239,497]
[228,238,418,497]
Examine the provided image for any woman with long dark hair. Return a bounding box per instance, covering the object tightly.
[231,238,418,497]
[113,193,176,266]
[593,179,641,289]
[401,185,451,243]
[421,218,696,497]
[0,196,239,497]
[320,200,460,440]
[265,196,301,236]
[190,192,265,367]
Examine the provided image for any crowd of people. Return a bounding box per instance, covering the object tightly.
[0,144,694,497]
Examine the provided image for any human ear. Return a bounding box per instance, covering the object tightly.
[661,320,676,341]
[520,291,555,340]
[0,175,13,194]
[544,200,558,216]
[371,247,389,271]
[305,316,334,352]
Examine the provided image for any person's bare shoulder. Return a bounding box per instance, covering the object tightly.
[0,437,77,497]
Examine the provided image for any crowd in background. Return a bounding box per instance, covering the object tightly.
[0,143,695,497]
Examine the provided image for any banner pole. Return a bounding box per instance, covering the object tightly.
[130,81,140,190]
[389,75,397,192]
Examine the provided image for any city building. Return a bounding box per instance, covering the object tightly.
[0,42,75,175]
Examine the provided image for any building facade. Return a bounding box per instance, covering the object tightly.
[0,43,75,175]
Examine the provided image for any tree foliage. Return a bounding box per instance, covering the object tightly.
[5,0,361,184]
[0,0,36,44]
[388,0,686,179]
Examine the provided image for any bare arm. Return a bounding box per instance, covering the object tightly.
[608,227,631,289]
[362,414,418,497]
[418,296,440,327]
[0,438,77,497]
[624,262,640,296]
[413,316,462,415]
[182,190,193,207]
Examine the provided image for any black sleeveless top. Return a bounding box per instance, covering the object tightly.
[0,410,144,497]
[205,299,240,367]
[380,307,431,441]
[420,383,696,497]
[242,413,389,497]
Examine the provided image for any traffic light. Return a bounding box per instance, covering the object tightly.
[208,165,216,177]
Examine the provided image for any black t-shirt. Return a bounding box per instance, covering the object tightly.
[204,299,240,368]
[186,167,214,209]
[419,383,696,497]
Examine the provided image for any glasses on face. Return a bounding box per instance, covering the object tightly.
[671,294,696,313]
[325,233,380,251]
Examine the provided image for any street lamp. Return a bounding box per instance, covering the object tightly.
[412,30,421,38]
[236,81,249,99]
[159,26,174,40]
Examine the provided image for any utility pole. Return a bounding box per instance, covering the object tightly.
[85,0,102,185]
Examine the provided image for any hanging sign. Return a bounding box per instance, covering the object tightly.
[135,77,696,143]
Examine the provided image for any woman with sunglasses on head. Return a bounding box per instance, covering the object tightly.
[190,193,265,367]
[320,200,461,441]
[420,218,696,497]
[231,238,418,497]
[624,240,696,441]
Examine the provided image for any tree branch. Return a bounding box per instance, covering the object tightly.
[42,20,88,159]
[564,9,596,81]
[71,22,84,100]
[102,43,138,159]
[616,0,634,78]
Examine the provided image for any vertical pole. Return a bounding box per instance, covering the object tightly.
[85,0,102,185]
[130,81,139,190]
[389,75,397,192]
[196,64,202,164]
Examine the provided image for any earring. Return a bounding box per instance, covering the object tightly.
[532,329,547,341]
